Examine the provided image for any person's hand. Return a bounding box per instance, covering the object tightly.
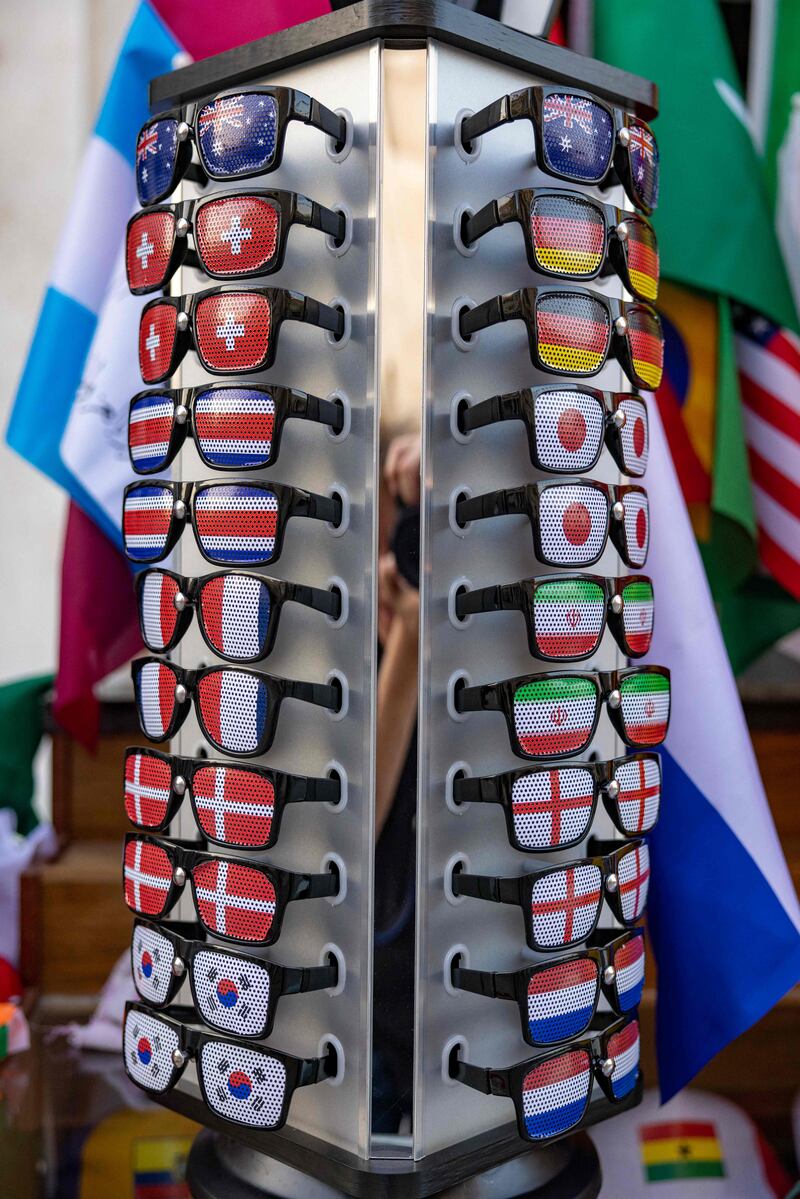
[378,551,419,645]
[384,432,421,506]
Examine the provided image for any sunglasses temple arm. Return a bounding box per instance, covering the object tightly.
[286,771,341,806]
[285,292,344,338]
[453,682,501,715]
[282,961,339,996]
[451,1056,509,1097]
[288,388,345,434]
[461,193,518,247]
[291,90,347,148]
[303,197,347,244]
[298,1046,338,1088]
[460,290,523,339]
[285,581,342,621]
[451,774,501,806]
[456,583,522,618]
[460,89,528,147]
[290,487,341,526]
[289,869,339,902]
[451,964,516,1001]
[284,679,339,712]
[456,485,528,526]
[461,390,524,433]
[452,872,523,906]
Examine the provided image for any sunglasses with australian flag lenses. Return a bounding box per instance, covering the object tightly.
[135,86,346,206]
[456,573,654,661]
[138,286,343,385]
[131,918,337,1039]
[124,747,340,851]
[461,85,658,214]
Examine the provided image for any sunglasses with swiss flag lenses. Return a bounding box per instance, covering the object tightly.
[456,573,654,662]
[461,85,658,214]
[138,286,343,384]
[135,86,346,207]
[131,658,340,757]
[124,747,340,851]
[456,480,650,570]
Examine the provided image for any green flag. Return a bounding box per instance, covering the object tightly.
[0,675,53,835]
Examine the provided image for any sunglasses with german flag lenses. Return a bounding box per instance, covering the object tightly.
[135,86,346,207]
[131,658,340,757]
[456,480,650,570]
[456,573,654,661]
[123,747,340,851]
[463,189,658,303]
[123,834,339,945]
[460,286,663,391]
[453,753,662,852]
[461,85,658,214]
[138,286,343,385]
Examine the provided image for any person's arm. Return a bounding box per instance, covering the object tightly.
[375,553,419,839]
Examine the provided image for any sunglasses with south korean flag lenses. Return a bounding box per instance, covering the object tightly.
[124,747,340,851]
[126,189,345,295]
[456,481,650,570]
[138,286,343,385]
[461,86,658,214]
[135,86,347,206]
[124,1002,337,1129]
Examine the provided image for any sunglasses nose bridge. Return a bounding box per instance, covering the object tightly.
[172,954,186,977]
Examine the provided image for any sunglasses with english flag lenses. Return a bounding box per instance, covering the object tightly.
[122,479,340,568]
[124,747,340,850]
[138,286,343,385]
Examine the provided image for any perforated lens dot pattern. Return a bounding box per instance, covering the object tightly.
[197,93,278,177]
[625,307,663,389]
[613,934,645,1012]
[194,388,276,468]
[124,1007,180,1091]
[195,293,272,372]
[127,211,176,292]
[618,671,669,747]
[532,577,605,659]
[199,574,271,660]
[533,389,605,473]
[511,768,595,850]
[616,843,650,923]
[541,94,613,183]
[527,958,599,1045]
[192,858,277,942]
[196,669,269,755]
[192,946,271,1036]
[620,489,649,568]
[192,764,276,848]
[514,676,598,758]
[623,218,659,301]
[626,118,659,211]
[613,756,661,834]
[196,196,280,276]
[522,1049,592,1140]
[530,194,605,278]
[139,570,180,651]
[194,485,278,566]
[538,483,609,567]
[129,394,175,473]
[124,485,174,563]
[136,118,179,205]
[124,750,172,829]
[124,838,173,917]
[200,1039,287,1127]
[132,923,175,1005]
[620,579,654,656]
[135,660,178,741]
[536,292,610,375]
[139,303,178,383]
[616,396,649,477]
[530,864,603,948]
[607,1019,640,1099]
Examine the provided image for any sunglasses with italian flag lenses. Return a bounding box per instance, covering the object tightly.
[461,86,658,214]
[131,919,337,1039]
[124,1002,337,1129]
[128,383,343,475]
[123,834,339,945]
[135,86,346,206]
[131,658,339,757]
[456,481,650,570]
[124,747,340,851]
[122,479,340,568]
[138,286,343,385]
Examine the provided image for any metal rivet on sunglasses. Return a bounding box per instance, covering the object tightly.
[172,774,187,795]
[174,404,189,425]
[174,684,188,704]
[173,592,189,612]
[610,593,623,614]
[172,955,186,977]
[616,221,630,242]
[618,127,631,148]
[608,688,622,709]
[176,312,189,332]
[606,872,619,893]
[175,217,189,237]
[605,779,620,799]
[174,499,187,519]
[611,501,625,521]
[614,315,628,335]
[173,866,186,886]
[613,408,627,429]
[177,121,190,141]
[172,1047,187,1067]
[601,1056,616,1077]
[603,965,616,985]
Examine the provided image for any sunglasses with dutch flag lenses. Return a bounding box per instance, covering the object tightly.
[131,658,340,758]
[127,189,345,295]
[124,1002,337,1129]
[456,480,650,570]
[453,753,661,853]
[135,86,346,207]
[122,479,340,568]
[463,189,658,304]
[460,287,663,391]
[461,86,658,214]
[123,833,339,945]
[131,919,337,1039]
[138,286,343,385]
[460,385,649,478]
[124,747,340,851]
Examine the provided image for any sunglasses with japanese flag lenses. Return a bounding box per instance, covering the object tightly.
[131,919,337,1039]
[453,753,661,852]
[460,287,663,391]
[461,86,658,214]
[460,386,649,478]
[122,479,339,568]
[123,834,339,945]
[138,286,343,385]
[124,1002,337,1128]
[135,86,346,206]
[463,190,658,303]
[456,574,654,662]
[456,481,650,570]
[124,747,340,850]
[452,927,645,1048]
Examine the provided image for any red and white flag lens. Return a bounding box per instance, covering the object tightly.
[511,768,595,850]
[124,750,172,828]
[124,1007,179,1092]
[192,764,276,848]
[196,669,269,755]
[194,485,278,566]
[522,1049,592,1140]
[616,844,650,923]
[613,756,661,835]
[620,579,654,655]
[527,958,599,1045]
[619,488,649,568]
[530,864,603,948]
[616,396,649,476]
[198,574,272,660]
[131,922,174,1005]
[128,394,175,473]
[533,389,604,473]
[135,661,179,741]
[139,570,180,651]
[196,195,280,277]
[192,858,276,942]
[127,211,176,292]
[607,1018,640,1099]
[192,946,271,1037]
[139,302,178,383]
[195,292,271,372]
[538,483,609,566]
[194,387,276,469]
[531,577,605,658]
[612,934,645,1013]
[513,677,598,759]
[123,484,174,564]
[618,671,669,747]
[199,1039,287,1128]
[124,838,173,917]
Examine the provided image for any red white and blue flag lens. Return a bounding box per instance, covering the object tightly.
[138,570,180,652]
[513,676,598,759]
[620,578,654,655]
[511,767,595,850]
[196,669,269,755]
[531,577,606,659]
[192,946,271,1037]
[124,484,175,564]
[538,483,609,566]
[612,933,645,1013]
[618,671,669,747]
[616,843,650,923]
[199,1039,287,1128]
[126,210,176,293]
[198,574,272,660]
[530,864,603,948]
[191,858,276,942]
[612,755,661,835]
[196,195,280,276]
[131,922,174,1005]
[540,93,613,183]
[522,1048,592,1140]
[607,1019,640,1099]
[139,302,178,384]
[616,396,649,477]
[626,118,659,211]
[124,1007,180,1092]
[619,488,649,568]
[135,661,179,742]
[191,763,276,848]
[194,484,278,566]
[194,387,276,468]
[527,958,599,1045]
[136,118,179,205]
[195,292,272,372]
[124,837,173,917]
[533,389,604,473]
[124,749,172,829]
[128,394,175,473]
[197,93,278,178]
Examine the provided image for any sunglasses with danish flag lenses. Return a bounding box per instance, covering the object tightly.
[131,919,337,1039]
[456,574,654,662]
[128,383,344,475]
[135,86,346,206]
[461,86,659,214]
[463,190,658,303]
[460,386,649,478]
[124,1002,336,1129]
[131,658,339,758]
[122,479,340,568]
[123,747,340,851]
[123,834,339,945]
[138,286,343,385]
[456,480,650,570]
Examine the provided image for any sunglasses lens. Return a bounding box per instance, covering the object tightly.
[128,393,175,473]
[196,196,280,276]
[622,218,659,302]
[195,293,271,372]
[192,947,271,1037]
[618,489,650,568]
[127,211,176,293]
[124,1007,180,1091]
[613,756,661,835]
[139,570,180,652]
[199,1040,287,1128]
[532,578,605,659]
[626,118,659,211]
[528,959,599,1045]
[514,677,597,758]
[533,389,605,472]
[607,1019,641,1099]
[134,660,179,741]
[522,1049,592,1140]
[132,923,175,1004]
[196,670,269,755]
[616,844,650,923]
[192,764,276,848]
[616,396,649,476]
[530,193,605,279]
[195,485,278,566]
[539,483,609,567]
[124,838,173,916]
[124,750,172,828]
[620,579,654,656]
[198,574,271,660]
[194,387,276,468]
[535,292,610,376]
[541,93,613,182]
[625,306,663,389]
[512,767,595,850]
[618,671,669,747]
[139,303,178,384]
[530,864,603,948]
[197,93,277,177]
[192,858,276,942]
[612,934,645,1013]
[136,118,179,205]
[123,484,175,563]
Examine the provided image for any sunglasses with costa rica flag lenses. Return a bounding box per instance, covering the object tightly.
[135,86,346,206]
[124,747,340,850]
[461,85,658,214]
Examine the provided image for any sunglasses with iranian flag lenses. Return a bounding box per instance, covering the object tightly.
[461,85,658,214]
[138,286,343,385]
[135,86,346,206]
[124,747,340,851]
